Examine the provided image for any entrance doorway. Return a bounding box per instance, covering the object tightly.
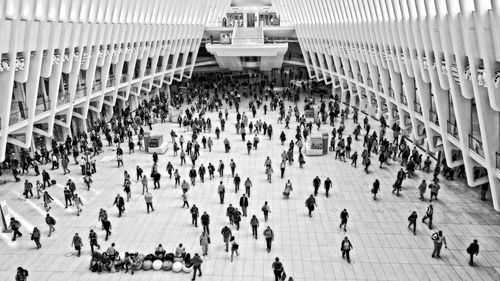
[247,13,255,27]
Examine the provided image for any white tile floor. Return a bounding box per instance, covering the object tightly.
[1,94,500,281]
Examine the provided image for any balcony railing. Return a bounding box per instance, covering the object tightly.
[469,134,484,158]
[429,110,439,125]
[414,101,422,114]
[447,121,459,140]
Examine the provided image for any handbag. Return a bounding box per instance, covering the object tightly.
[281,271,287,280]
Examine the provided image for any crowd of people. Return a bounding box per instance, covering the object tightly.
[5,71,485,281]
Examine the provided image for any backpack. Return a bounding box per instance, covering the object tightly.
[431,232,439,241]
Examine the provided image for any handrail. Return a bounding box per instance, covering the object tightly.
[468,134,484,158]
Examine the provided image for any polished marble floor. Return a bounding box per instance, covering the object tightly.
[1,94,500,281]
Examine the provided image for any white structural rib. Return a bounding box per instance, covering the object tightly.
[273,0,500,211]
[0,0,230,167]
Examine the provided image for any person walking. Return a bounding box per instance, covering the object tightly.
[189,167,197,186]
[429,181,441,202]
[313,176,321,196]
[230,236,239,262]
[190,204,199,227]
[467,240,479,266]
[418,180,427,200]
[191,253,203,280]
[98,208,107,228]
[280,160,286,178]
[324,177,332,197]
[230,159,236,177]
[408,211,417,235]
[102,218,112,241]
[244,177,252,197]
[152,172,161,189]
[283,180,293,199]
[71,233,83,257]
[89,229,100,254]
[63,187,72,208]
[233,174,241,193]
[250,215,259,239]
[43,191,54,212]
[9,218,22,241]
[272,257,284,281]
[182,192,190,208]
[144,191,155,213]
[422,204,433,229]
[305,195,317,217]
[339,209,349,232]
[265,165,273,183]
[239,194,249,217]
[263,226,274,253]
[371,179,380,200]
[23,180,33,199]
[45,213,56,237]
[113,194,125,217]
[218,181,225,204]
[72,193,83,216]
[200,232,210,257]
[431,230,447,258]
[221,226,232,252]
[233,208,242,230]
[201,211,210,234]
[226,204,235,225]
[31,227,41,249]
[262,201,271,222]
[42,169,51,187]
[141,175,148,195]
[341,237,353,263]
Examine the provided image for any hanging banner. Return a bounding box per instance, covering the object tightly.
[0,201,12,232]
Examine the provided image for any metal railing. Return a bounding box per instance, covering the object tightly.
[447,121,459,140]
[469,134,484,158]
[429,109,439,125]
